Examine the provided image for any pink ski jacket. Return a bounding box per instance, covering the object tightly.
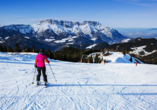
[35,54,49,67]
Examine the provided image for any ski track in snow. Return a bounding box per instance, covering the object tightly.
[0,53,157,109]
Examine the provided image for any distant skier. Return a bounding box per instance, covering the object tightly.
[136,62,137,66]
[35,48,50,86]
[104,60,106,65]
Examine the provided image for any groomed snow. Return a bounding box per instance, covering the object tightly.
[86,44,97,49]
[54,37,74,43]
[103,52,142,63]
[25,37,30,39]
[72,36,78,39]
[130,45,157,56]
[5,37,10,40]
[0,52,157,110]
[45,39,55,42]
[122,38,130,43]
[54,39,67,43]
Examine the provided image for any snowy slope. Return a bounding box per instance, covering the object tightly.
[0,52,157,110]
[3,25,33,34]
[103,52,143,64]
[86,44,97,49]
[122,38,131,43]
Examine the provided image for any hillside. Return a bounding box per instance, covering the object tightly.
[107,38,157,52]
[71,42,109,50]
[106,38,157,64]
[103,52,143,64]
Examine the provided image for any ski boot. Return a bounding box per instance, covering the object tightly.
[36,81,39,86]
[44,81,47,88]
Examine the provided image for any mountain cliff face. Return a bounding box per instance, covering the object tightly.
[31,19,127,44]
[0,19,127,51]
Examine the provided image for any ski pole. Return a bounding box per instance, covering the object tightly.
[32,68,36,84]
[48,63,57,82]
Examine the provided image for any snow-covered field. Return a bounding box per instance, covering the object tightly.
[0,52,157,110]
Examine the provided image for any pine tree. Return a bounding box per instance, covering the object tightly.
[3,45,7,52]
[8,45,14,52]
[0,44,3,52]
[23,46,27,52]
[31,45,35,52]
[122,50,126,55]
[89,55,93,63]
[82,55,87,63]
[47,49,51,58]
[35,49,39,53]
[27,47,31,52]
[14,43,21,52]
[23,46,30,52]
[95,54,99,63]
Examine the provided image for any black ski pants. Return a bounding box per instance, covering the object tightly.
[37,67,47,82]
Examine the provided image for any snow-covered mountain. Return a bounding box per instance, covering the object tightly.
[0,19,128,50]
[31,19,127,44]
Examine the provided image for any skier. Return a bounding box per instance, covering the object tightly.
[136,62,137,66]
[35,48,50,87]
[104,60,106,65]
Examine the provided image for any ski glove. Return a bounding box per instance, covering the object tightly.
[35,65,37,68]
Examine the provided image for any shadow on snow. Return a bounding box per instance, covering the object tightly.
[46,84,157,95]
[47,84,157,87]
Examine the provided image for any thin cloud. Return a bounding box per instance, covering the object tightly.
[114,0,156,7]
[131,2,151,6]
[0,17,10,20]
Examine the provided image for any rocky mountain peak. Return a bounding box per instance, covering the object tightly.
[35,19,101,28]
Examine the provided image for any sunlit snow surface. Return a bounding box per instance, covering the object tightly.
[0,52,157,110]
[103,52,143,64]
[86,44,97,49]
[122,38,130,43]
[130,45,157,56]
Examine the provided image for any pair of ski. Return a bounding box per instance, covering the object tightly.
[36,81,48,88]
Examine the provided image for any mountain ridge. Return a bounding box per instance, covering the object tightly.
[0,19,128,51]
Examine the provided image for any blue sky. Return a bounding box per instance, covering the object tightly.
[0,0,157,28]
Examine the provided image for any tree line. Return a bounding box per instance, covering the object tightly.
[0,43,102,63]
[0,43,39,53]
